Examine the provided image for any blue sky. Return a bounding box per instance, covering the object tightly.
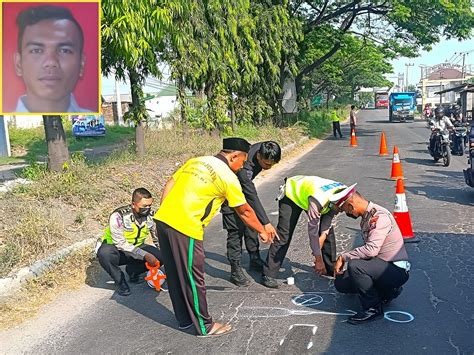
[102,38,474,96]
[390,38,474,86]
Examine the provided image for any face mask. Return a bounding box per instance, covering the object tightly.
[346,212,358,219]
[138,207,151,217]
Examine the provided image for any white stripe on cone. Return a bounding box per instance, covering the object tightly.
[393,154,400,163]
[394,193,408,212]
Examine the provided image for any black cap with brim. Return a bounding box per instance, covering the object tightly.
[223,137,251,153]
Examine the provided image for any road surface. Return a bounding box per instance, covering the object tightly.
[2,109,473,354]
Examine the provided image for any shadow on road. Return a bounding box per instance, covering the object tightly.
[404,157,438,167]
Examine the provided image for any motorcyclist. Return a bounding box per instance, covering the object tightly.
[429,106,454,154]
[423,103,432,120]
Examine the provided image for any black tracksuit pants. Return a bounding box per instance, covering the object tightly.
[333,121,343,137]
[156,220,213,335]
[222,211,259,264]
[97,243,162,284]
[334,257,409,310]
[263,196,337,278]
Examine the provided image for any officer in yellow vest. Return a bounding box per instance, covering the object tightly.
[262,175,355,288]
[331,106,343,138]
[97,188,162,296]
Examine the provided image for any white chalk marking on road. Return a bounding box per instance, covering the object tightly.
[239,306,356,318]
[384,311,415,323]
[292,293,323,307]
[279,324,318,349]
[270,211,279,215]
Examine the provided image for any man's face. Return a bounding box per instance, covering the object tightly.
[341,202,359,219]
[132,197,153,217]
[229,152,248,173]
[14,19,84,103]
[256,153,277,170]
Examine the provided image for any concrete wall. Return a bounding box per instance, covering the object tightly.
[5,115,43,128]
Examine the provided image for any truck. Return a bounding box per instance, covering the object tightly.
[388,92,416,122]
[374,90,389,109]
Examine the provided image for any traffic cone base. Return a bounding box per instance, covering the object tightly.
[390,146,404,180]
[350,129,358,147]
[379,132,388,156]
[393,179,419,243]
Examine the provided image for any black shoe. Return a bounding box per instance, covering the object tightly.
[348,305,383,324]
[383,286,403,305]
[230,263,250,287]
[128,272,141,283]
[117,278,131,296]
[249,252,264,271]
[261,275,278,289]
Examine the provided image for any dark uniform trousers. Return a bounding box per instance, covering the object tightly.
[333,121,343,138]
[97,243,162,284]
[334,257,409,309]
[156,220,213,335]
[263,196,337,278]
[223,211,259,263]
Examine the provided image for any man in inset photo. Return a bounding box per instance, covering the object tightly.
[13,5,92,113]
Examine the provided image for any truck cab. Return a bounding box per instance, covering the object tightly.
[389,92,416,122]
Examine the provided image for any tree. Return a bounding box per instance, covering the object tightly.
[292,1,474,95]
[101,0,176,156]
[43,116,69,172]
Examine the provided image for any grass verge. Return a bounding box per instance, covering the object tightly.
[0,246,100,330]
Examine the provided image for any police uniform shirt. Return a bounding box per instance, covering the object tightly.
[341,202,409,262]
[155,155,247,240]
[221,142,270,225]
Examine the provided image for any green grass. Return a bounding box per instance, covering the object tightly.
[0,156,26,165]
[8,124,135,162]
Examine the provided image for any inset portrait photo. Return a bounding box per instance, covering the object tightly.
[1,1,100,114]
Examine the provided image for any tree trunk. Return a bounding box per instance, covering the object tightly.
[135,120,145,157]
[129,69,145,157]
[177,76,188,134]
[43,116,69,172]
[229,93,235,133]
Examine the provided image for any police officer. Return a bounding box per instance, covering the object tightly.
[155,138,274,337]
[334,190,410,324]
[97,188,162,296]
[261,175,353,288]
[331,106,343,138]
[221,141,281,286]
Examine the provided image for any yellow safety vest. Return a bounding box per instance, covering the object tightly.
[102,206,154,246]
[285,176,346,214]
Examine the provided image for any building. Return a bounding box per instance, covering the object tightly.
[418,63,473,109]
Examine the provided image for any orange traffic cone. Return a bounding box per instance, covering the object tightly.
[350,128,358,147]
[393,179,419,243]
[390,145,404,179]
[144,262,167,291]
[379,132,388,156]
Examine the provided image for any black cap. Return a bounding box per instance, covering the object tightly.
[223,137,250,153]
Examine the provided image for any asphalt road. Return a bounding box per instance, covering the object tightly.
[2,110,473,354]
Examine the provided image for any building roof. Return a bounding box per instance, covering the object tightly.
[102,94,132,103]
[427,68,466,80]
[435,83,474,95]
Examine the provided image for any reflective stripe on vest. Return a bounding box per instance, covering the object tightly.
[102,206,153,246]
[285,176,346,213]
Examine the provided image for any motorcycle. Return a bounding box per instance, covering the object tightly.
[428,128,451,166]
[464,126,474,187]
[450,122,468,156]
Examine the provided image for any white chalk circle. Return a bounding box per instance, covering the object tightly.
[384,311,414,323]
[291,293,324,307]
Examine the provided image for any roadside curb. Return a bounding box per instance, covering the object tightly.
[0,237,97,302]
[0,135,312,302]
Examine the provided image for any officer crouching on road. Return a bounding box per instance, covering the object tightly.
[97,188,162,296]
[333,188,410,325]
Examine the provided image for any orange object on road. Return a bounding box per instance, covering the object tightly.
[350,128,358,147]
[144,262,166,291]
[390,145,404,179]
[393,179,419,243]
[379,132,388,156]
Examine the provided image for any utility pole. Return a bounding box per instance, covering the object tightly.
[405,63,414,91]
[115,77,124,126]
